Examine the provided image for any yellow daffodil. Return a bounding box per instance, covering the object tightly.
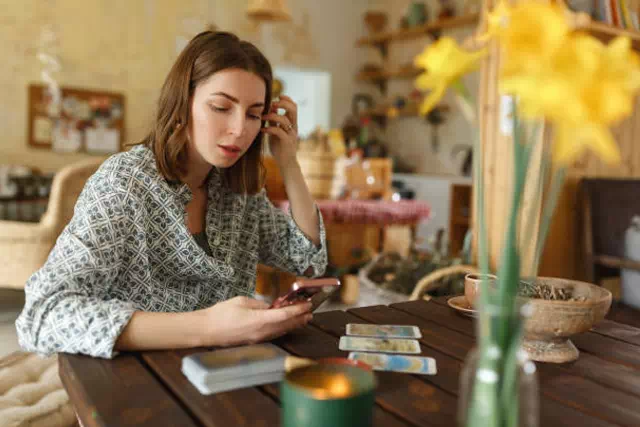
[553,123,620,165]
[500,34,600,122]
[498,2,569,78]
[501,33,640,165]
[413,1,640,166]
[413,37,486,115]
[550,36,640,164]
[479,0,511,41]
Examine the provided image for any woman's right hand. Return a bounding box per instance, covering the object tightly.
[198,296,313,347]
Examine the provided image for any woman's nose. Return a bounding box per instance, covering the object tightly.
[228,113,245,137]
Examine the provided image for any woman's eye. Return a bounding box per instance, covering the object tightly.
[247,113,261,120]
[210,105,229,113]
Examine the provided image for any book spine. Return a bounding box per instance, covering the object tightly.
[630,0,640,28]
[605,0,614,24]
[611,0,622,26]
[622,0,633,28]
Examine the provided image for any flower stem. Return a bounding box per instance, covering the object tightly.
[496,101,531,327]
[532,166,567,275]
[520,124,547,277]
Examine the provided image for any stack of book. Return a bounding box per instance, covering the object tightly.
[594,0,640,30]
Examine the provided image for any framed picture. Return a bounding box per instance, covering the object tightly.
[27,84,125,154]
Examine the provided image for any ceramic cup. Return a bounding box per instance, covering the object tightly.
[464,273,498,308]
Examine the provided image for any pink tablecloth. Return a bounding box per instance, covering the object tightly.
[276,199,431,225]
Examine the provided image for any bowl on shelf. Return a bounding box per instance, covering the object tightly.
[364,11,387,34]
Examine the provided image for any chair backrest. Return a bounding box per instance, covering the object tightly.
[42,158,104,234]
[580,178,640,283]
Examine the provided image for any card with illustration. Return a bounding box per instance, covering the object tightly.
[182,344,288,384]
[348,352,437,375]
[346,323,422,339]
[338,336,421,354]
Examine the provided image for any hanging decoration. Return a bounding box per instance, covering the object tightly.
[246,0,292,22]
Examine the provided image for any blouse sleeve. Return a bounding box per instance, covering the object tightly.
[15,173,136,359]
[256,190,328,277]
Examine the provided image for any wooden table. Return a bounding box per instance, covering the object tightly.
[59,297,640,426]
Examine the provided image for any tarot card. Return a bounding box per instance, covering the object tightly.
[346,323,422,339]
[338,336,421,354]
[182,344,288,384]
[348,352,437,375]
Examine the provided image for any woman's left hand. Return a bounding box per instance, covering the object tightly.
[262,95,299,170]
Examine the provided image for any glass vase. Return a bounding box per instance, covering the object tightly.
[457,303,539,427]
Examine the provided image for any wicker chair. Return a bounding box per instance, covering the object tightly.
[0,158,103,289]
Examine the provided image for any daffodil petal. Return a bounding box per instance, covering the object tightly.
[419,85,447,116]
[415,72,442,90]
[553,125,583,165]
[582,125,621,164]
[554,124,621,165]
[414,50,430,69]
[608,36,631,59]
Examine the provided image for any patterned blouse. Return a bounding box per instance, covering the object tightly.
[16,145,328,359]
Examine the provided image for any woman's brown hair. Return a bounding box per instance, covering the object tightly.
[139,31,272,194]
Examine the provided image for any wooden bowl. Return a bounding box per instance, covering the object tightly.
[522,277,612,363]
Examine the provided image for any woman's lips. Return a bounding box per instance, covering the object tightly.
[218,144,241,158]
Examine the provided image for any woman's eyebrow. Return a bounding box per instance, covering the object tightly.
[211,92,264,108]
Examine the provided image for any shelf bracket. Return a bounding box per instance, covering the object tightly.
[426,30,442,41]
[373,42,388,58]
[375,79,388,96]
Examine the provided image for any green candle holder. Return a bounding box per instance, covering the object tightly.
[281,362,376,427]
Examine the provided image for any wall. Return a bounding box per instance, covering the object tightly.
[362,0,479,176]
[394,172,472,250]
[0,0,370,172]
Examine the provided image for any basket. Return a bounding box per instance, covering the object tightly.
[357,253,412,304]
[358,253,479,303]
[297,152,346,200]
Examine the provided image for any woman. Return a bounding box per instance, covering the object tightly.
[16,31,327,359]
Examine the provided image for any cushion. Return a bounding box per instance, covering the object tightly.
[0,351,76,427]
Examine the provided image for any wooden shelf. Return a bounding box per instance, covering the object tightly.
[579,20,640,50]
[360,104,419,118]
[356,67,421,82]
[356,14,480,47]
[359,103,449,119]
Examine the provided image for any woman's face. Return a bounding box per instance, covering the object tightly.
[188,68,266,169]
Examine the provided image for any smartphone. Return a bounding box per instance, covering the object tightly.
[269,278,342,311]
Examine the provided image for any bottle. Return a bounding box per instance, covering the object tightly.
[622,216,640,309]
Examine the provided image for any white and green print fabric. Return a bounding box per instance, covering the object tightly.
[16,145,327,358]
